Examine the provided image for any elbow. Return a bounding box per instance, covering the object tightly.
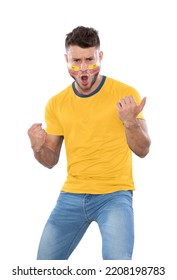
[42,159,59,169]
[138,147,150,158]
[46,165,54,169]
[41,163,55,169]
[137,139,151,158]
[46,160,59,169]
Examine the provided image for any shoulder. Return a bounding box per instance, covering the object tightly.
[105,76,141,99]
[50,84,72,102]
[106,76,136,91]
[46,84,72,109]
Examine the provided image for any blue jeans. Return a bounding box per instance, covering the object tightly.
[37,190,134,260]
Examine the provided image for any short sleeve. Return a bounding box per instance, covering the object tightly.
[45,97,64,135]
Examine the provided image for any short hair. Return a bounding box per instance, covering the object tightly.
[65,26,100,50]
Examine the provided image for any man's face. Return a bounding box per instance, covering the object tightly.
[65,46,103,94]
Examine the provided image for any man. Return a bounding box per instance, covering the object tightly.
[28,26,151,260]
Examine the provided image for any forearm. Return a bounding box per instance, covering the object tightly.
[124,119,151,158]
[32,145,59,168]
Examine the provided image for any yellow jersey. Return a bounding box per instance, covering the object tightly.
[45,76,144,194]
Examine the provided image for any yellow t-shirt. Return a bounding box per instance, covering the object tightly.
[45,76,144,194]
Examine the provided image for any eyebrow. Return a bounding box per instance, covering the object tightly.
[72,55,95,60]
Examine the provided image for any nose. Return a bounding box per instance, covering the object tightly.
[80,62,88,71]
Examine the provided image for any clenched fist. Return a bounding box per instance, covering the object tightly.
[27,123,47,152]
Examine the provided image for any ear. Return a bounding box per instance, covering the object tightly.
[64,54,68,63]
[99,51,103,61]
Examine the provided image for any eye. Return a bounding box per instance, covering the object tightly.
[73,59,80,63]
[87,58,94,62]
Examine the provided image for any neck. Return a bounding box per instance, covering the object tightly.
[75,74,103,96]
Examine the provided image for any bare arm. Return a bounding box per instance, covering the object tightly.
[27,123,64,168]
[117,96,151,158]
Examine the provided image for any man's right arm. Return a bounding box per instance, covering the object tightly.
[27,123,64,169]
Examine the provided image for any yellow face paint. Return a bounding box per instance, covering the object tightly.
[68,62,100,76]
[68,64,80,72]
[88,63,99,70]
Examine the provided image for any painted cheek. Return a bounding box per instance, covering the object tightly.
[68,69,79,76]
[88,63,101,75]
[67,62,100,76]
[68,64,80,76]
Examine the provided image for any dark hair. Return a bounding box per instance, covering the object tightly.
[65,26,100,50]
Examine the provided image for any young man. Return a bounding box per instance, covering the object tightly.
[28,26,151,260]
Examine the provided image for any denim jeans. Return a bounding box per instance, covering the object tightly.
[37,190,134,260]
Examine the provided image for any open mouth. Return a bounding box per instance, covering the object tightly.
[81,75,88,81]
[81,75,89,84]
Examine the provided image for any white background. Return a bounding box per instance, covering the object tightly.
[0,0,177,278]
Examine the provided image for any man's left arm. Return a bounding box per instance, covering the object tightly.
[117,96,151,158]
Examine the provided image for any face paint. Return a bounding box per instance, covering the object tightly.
[87,62,100,75]
[68,64,80,76]
[68,62,100,76]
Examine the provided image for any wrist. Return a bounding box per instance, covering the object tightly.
[123,119,140,129]
[31,145,43,153]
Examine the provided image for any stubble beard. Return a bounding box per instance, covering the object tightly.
[70,72,99,94]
